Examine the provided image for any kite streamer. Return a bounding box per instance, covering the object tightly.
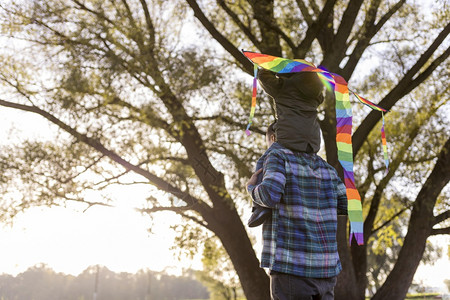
[351,91,389,173]
[242,50,390,245]
[245,65,258,136]
[381,112,389,173]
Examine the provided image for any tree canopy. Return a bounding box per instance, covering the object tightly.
[0,1,449,299]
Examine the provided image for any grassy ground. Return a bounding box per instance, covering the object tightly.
[366,293,442,300]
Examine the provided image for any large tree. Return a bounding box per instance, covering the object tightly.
[0,1,448,299]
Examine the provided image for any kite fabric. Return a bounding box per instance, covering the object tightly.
[242,50,389,246]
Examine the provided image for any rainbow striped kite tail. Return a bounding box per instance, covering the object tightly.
[350,223,364,245]
[245,126,252,136]
[245,64,259,135]
[381,111,389,175]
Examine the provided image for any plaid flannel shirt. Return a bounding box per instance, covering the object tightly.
[248,142,347,278]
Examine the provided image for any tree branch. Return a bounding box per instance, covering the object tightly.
[252,15,296,51]
[217,0,260,48]
[247,0,282,55]
[371,138,450,300]
[209,146,253,179]
[91,156,189,189]
[342,0,405,79]
[309,0,321,15]
[59,155,106,184]
[363,105,441,239]
[109,97,177,136]
[345,0,382,47]
[137,0,156,50]
[353,22,450,156]
[322,0,365,69]
[192,114,265,135]
[180,212,209,229]
[434,211,450,225]
[415,137,450,215]
[295,0,314,26]
[185,0,253,74]
[371,206,410,235]
[430,227,450,236]
[407,46,450,95]
[0,99,205,211]
[295,0,336,58]
[119,0,153,56]
[139,205,193,214]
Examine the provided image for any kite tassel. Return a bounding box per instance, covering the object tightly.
[245,64,258,135]
[381,111,389,175]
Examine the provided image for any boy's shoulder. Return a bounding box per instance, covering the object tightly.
[264,143,292,158]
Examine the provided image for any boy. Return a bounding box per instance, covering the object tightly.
[248,68,324,227]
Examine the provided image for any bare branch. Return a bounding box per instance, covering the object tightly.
[363,104,442,239]
[402,156,438,165]
[59,155,106,184]
[322,0,365,68]
[192,114,265,135]
[368,38,412,46]
[253,16,296,51]
[137,0,156,50]
[353,23,450,156]
[309,0,321,15]
[342,0,405,78]
[179,212,209,228]
[434,211,450,225]
[295,0,314,25]
[91,156,188,189]
[407,46,450,93]
[139,205,193,214]
[185,0,253,74]
[217,0,260,48]
[430,227,450,235]
[296,0,336,58]
[0,99,195,205]
[247,0,282,55]
[81,200,115,212]
[371,206,410,235]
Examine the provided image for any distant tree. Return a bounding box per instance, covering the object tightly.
[194,237,243,300]
[0,265,209,300]
[444,279,450,293]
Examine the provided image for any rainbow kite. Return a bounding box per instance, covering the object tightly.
[243,50,389,245]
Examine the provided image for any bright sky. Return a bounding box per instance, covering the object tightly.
[0,108,203,277]
[0,205,185,276]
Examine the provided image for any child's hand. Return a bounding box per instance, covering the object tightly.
[246,169,263,187]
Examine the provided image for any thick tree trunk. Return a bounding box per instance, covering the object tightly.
[335,216,360,300]
[372,138,450,300]
[207,201,271,300]
[351,243,367,299]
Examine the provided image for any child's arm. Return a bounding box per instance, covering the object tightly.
[247,151,286,208]
[257,68,283,98]
[336,178,348,215]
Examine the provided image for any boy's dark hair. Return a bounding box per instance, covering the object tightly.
[267,121,277,138]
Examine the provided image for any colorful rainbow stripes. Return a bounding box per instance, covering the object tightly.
[332,74,364,245]
[245,65,259,136]
[351,91,389,172]
[242,50,389,245]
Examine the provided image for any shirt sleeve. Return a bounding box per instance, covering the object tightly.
[257,68,283,98]
[248,151,286,208]
[336,178,348,215]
